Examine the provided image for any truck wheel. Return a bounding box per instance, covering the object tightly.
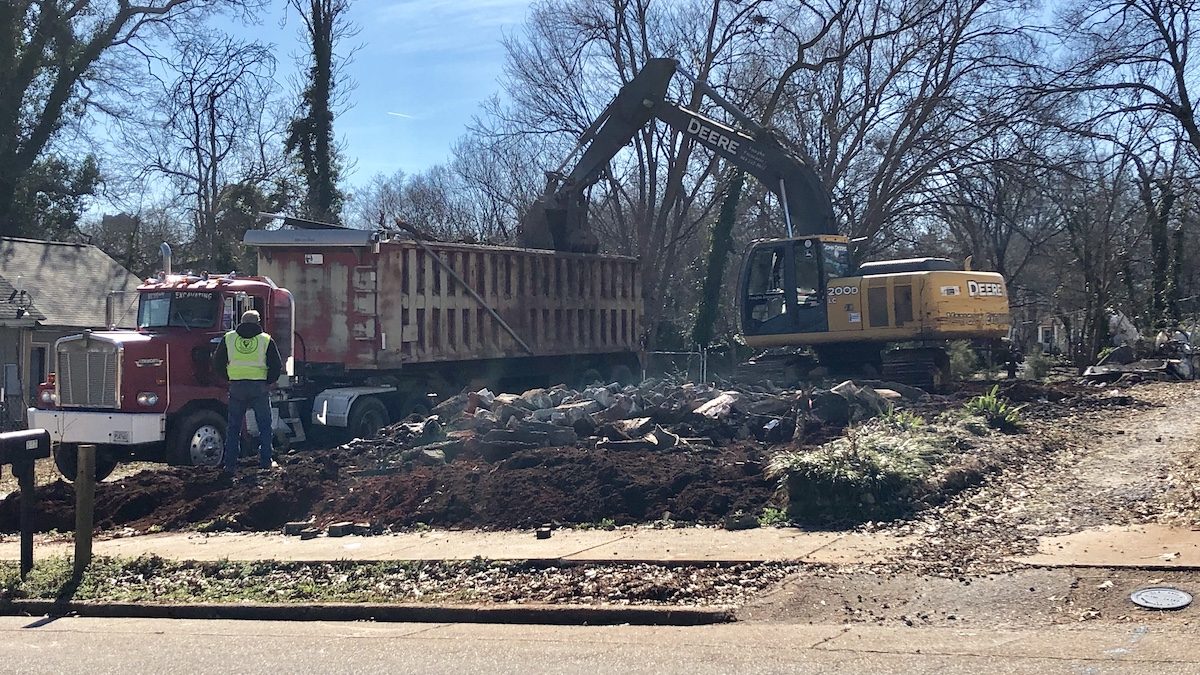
[347,397,389,440]
[53,443,119,483]
[609,364,636,386]
[578,368,602,388]
[170,410,226,467]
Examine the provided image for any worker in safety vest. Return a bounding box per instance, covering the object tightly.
[212,309,283,474]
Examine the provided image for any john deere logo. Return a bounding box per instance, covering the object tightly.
[234,337,258,354]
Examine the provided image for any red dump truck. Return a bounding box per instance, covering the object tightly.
[29,227,642,479]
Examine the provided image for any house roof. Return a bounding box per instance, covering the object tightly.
[0,236,143,328]
[0,273,44,323]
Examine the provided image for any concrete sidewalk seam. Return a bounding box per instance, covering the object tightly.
[798,534,848,558]
[559,533,631,559]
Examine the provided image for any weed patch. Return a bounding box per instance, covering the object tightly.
[965,385,1024,432]
[768,421,956,524]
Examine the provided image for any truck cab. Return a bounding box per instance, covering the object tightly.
[29,271,295,480]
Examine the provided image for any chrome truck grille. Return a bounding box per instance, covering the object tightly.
[57,337,120,408]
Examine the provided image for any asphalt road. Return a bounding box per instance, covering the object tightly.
[0,616,1195,674]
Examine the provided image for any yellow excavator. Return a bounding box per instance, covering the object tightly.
[521,58,1010,387]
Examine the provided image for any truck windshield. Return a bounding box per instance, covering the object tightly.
[137,291,218,329]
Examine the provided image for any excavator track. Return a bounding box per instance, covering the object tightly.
[734,351,819,387]
[881,347,951,391]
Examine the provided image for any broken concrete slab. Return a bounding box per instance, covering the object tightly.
[831,380,890,420]
[853,380,928,402]
[506,419,578,445]
[531,399,603,425]
[695,392,739,419]
[518,388,554,411]
[1081,358,1194,383]
[431,393,471,418]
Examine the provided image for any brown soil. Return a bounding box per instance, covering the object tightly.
[0,443,775,533]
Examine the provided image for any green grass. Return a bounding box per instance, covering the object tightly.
[879,406,924,431]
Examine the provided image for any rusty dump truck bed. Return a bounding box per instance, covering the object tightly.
[247,229,642,370]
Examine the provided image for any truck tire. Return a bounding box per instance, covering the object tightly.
[347,397,389,440]
[609,364,636,386]
[53,443,119,483]
[170,410,226,467]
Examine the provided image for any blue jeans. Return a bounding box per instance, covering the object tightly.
[224,380,273,472]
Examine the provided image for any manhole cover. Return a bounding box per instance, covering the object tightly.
[1130,587,1193,610]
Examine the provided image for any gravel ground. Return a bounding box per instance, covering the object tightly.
[873,381,1200,576]
[737,381,1200,628]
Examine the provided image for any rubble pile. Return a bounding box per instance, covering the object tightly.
[0,377,1134,534]
[1081,332,1200,384]
[343,377,930,470]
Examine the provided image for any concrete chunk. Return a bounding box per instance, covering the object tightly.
[695,392,739,419]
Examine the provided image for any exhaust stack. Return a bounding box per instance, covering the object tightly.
[160,242,172,275]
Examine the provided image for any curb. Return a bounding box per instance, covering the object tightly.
[0,600,735,626]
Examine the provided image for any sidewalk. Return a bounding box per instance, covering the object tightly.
[1013,524,1200,569]
[7,523,1200,569]
[0,527,912,565]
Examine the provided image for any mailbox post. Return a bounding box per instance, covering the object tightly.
[0,429,51,578]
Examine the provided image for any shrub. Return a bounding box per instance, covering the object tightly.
[964,385,1024,432]
[767,423,947,523]
[1024,346,1053,380]
[758,507,789,527]
[947,340,978,380]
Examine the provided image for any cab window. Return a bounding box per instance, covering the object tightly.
[823,242,850,279]
[746,247,787,322]
[796,241,820,306]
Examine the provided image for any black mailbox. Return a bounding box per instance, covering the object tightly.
[0,428,50,578]
[0,428,50,465]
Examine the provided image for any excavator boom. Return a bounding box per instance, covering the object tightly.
[519,58,836,252]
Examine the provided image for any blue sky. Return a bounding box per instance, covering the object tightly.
[255,0,531,184]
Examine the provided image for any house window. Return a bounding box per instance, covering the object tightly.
[28,344,48,399]
[1038,325,1056,347]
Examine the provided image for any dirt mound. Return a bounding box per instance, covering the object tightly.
[0,458,337,533]
[325,443,774,529]
[0,444,776,533]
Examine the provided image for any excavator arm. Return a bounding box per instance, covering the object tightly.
[519,57,837,252]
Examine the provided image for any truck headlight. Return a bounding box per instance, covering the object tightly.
[136,392,160,406]
[40,390,57,404]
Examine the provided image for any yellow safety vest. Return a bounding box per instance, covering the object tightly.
[225,331,271,381]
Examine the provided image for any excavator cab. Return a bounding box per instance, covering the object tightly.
[740,235,850,339]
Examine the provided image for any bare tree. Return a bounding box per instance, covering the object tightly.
[1049,0,1200,157]
[0,0,265,237]
[780,0,1034,261]
[286,0,358,222]
[121,31,286,271]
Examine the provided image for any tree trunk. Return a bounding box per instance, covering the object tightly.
[692,169,744,348]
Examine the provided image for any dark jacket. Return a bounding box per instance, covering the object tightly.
[212,322,283,383]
